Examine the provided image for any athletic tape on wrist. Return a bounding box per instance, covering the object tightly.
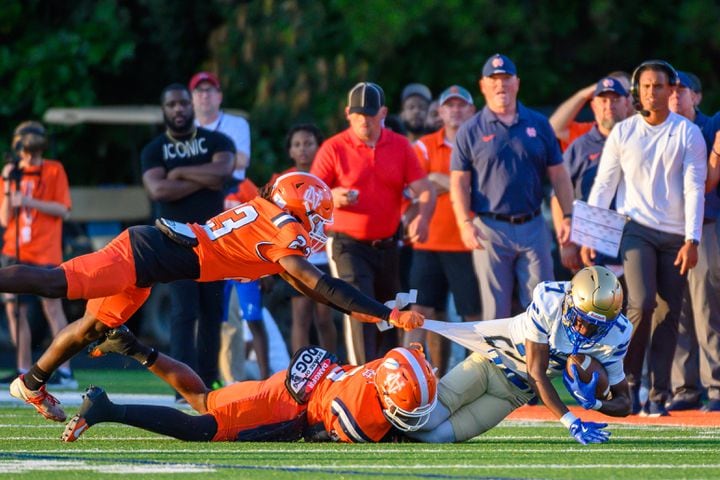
[560,411,578,428]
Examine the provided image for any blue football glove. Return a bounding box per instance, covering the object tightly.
[563,364,599,410]
[568,418,610,445]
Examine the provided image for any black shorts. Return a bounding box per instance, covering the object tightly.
[128,225,200,287]
[409,250,481,316]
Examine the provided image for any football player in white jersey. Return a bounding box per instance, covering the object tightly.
[410,266,633,444]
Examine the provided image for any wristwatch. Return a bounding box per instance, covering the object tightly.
[686,239,699,246]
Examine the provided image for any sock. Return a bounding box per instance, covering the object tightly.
[121,405,217,441]
[24,365,50,390]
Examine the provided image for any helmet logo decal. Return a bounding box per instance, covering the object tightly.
[303,185,325,212]
[586,311,606,321]
[383,372,407,395]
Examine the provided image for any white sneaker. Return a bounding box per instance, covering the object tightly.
[9,375,66,422]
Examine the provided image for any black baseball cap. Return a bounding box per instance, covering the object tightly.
[348,82,385,116]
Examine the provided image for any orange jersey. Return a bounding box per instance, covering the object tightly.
[412,129,469,252]
[1,159,71,265]
[206,359,391,443]
[189,196,310,282]
[307,358,391,443]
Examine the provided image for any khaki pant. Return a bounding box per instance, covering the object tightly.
[439,352,534,442]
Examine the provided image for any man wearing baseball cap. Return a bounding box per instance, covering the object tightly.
[404,85,482,376]
[551,76,631,273]
[449,53,575,322]
[399,83,433,143]
[668,70,720,413]
[189,71,251,180]
[311,82,435,364]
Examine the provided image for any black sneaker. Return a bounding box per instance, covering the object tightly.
[88,326,138,358]
[62,385,111,442]
[47,370,78,390]
[666,397,702,411]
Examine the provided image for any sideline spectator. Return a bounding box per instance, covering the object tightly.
[280,124,337,354]
[550,77,631,274]
[312,82,435,363]
[450,53,575,320]
[549,71,632,151]
[0,121,76,389]
[581,60,706,416]
[189,71,266,382]
[425,100,443,133]
[405,85,482,376]
[399,83,433,143]
[667,71,720,412]
[142,83,235,394]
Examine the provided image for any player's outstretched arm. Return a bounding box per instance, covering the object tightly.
[278,256,423,331]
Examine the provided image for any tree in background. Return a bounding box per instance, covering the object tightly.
[2,0,720,186]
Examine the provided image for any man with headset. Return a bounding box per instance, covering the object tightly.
[580,60,707,416]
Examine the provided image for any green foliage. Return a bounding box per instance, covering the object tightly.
[210,0,720,185]
[4,0,720,186]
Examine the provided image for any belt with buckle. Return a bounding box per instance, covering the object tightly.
[332,232,398,249]
[480,207,541,225]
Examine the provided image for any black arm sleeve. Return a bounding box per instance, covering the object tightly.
[313,274,392,320]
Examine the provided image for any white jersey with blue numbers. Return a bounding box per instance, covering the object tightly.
[422,281,633,389]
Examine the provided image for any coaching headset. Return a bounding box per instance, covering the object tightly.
[630,59,678,116]
[12,121,48,154]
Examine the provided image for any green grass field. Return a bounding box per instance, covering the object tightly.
[1,369,719,479]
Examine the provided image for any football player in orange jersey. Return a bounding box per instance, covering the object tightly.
[3,172,425,423]
[62,326,437,443]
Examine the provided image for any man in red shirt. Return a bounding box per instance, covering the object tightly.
[311,82,435,364]
[405,86,483,375]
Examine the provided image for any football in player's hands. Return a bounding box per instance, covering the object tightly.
[566,354,611,400]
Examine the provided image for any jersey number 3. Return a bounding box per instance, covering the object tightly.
[206,204,259,240]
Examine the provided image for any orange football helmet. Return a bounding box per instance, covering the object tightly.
[374,346,438,431]
[270,172,334,253]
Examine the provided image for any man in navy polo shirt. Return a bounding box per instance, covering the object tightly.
[450,53,575,320]
[551,77,630,273]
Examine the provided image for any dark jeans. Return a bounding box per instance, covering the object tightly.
[621,221,686,404]
[168,279,225,387]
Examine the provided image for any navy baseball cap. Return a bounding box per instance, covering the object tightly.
[593,77,628,97]
[348,82,385,116]
[482,54,517,77]
[677,71,702,93]
[439,85,474,106]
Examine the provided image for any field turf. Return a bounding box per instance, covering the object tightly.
[1,369,718,479]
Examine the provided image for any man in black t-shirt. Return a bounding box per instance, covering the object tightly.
[141,83,234,393]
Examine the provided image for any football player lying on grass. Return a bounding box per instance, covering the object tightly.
[1,172,424,423]
[63,327,437,443]
[409,266,633,445]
